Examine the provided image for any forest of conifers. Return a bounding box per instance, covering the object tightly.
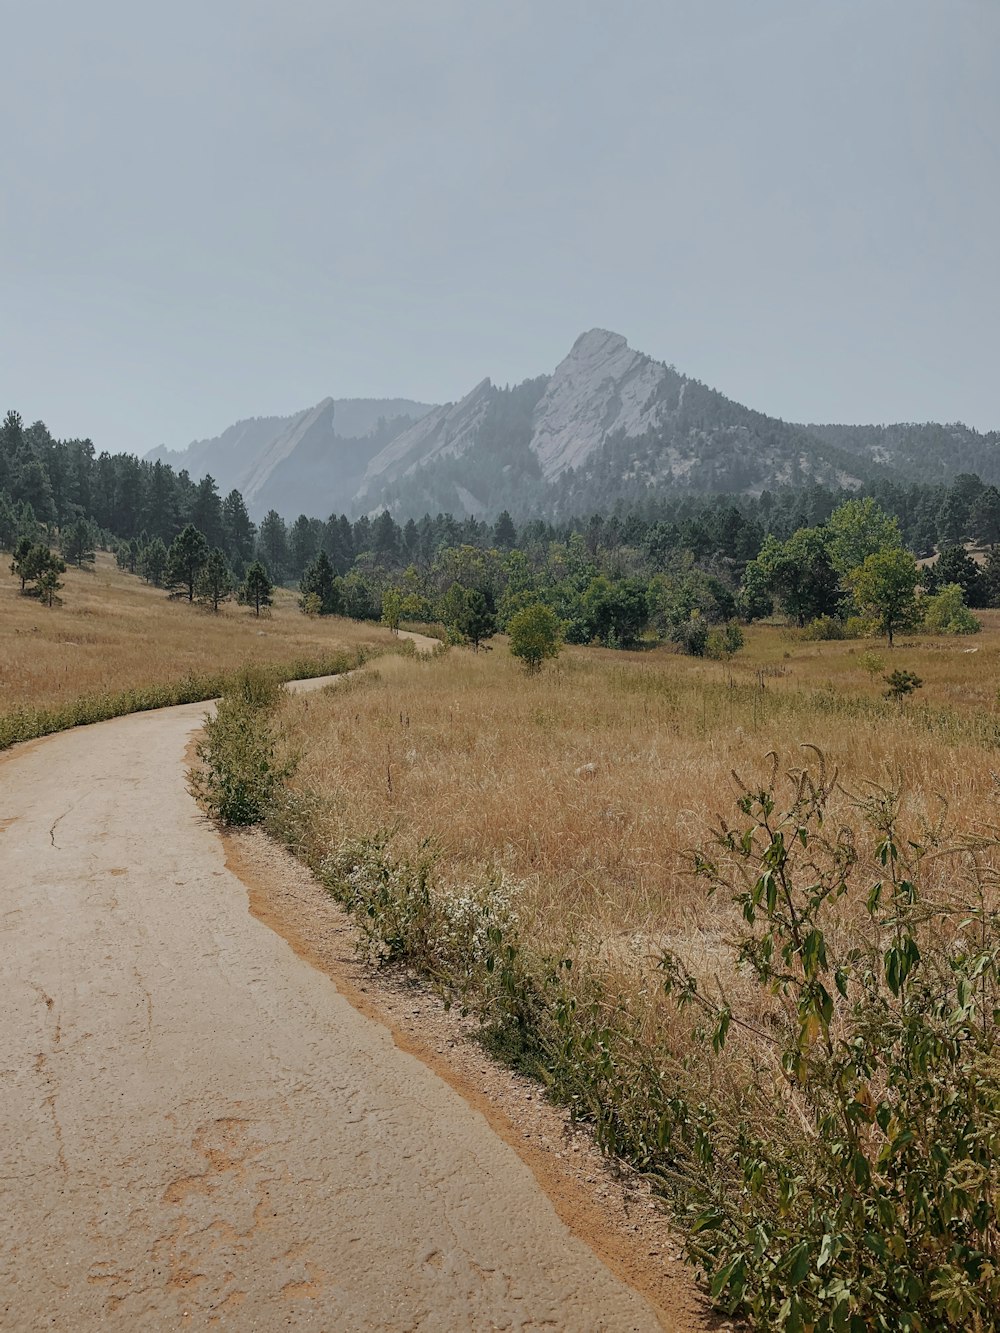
[4,407,1000,648]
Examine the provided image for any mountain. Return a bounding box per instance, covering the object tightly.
[148,397,433,517]
[148,332,1000,522]
[801,421,1000,485]
[355,330,881,518]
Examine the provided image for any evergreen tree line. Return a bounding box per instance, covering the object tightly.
[282,493,997,656]
[0,410,256,570]
[5,404,1000,647]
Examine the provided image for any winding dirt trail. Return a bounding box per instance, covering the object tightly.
[0,668,667,1331]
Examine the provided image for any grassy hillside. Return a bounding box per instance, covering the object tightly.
[0,552,395,742]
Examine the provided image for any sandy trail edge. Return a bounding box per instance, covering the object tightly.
[223,828,721,1333]
[1,651,672,1332]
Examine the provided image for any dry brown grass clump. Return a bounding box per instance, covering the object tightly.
[0,553,396,716]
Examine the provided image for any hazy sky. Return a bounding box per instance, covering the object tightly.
[3,0,999,455]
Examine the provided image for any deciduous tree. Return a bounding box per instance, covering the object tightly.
[508,602,562,674]
[849,548,920,647]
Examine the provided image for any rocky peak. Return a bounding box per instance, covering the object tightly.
[529,329,669,479]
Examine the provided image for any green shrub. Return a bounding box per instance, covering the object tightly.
[507,602,563,674]
[705,621,745,659]
[922,583,982,636]
[858,649,886,678]
[800,614,846,641]
[658,759,1000,1330]
[670,613,709,656]
[843,615,872,639]
[884,668,923,701]
[190,666,294,825]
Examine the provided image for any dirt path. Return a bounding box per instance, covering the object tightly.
[0,674,671,1330]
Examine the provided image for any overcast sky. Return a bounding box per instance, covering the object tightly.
[3,0,998,455]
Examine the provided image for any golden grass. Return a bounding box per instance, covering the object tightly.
[0,552,397,717]
[278,625,1000,975]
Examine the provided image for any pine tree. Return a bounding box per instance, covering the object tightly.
[456,587,497,650]
[10,537,33,591]
[12,542,66,601]
[191,475,225,550]
[494,510,517,549]
[0,491,17,549]
[60,517,96,568]
[372,510,400,564]
[139,537,168,586]
[289,514,319,580]
[36,562,64,607]
[241,561,273,617]
[222,489,256,569]
[299,550,340,615]
[165,524,209,601]
[195,547,233,612]
[257,510,288,583]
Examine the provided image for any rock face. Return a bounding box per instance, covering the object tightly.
[530,329,669,479]
[149,330,999,521]
[362,379,495,486]
[353,329,873,516]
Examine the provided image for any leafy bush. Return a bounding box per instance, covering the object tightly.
[190,666,295,825]
[670,613,709,656]
[922,583,982,636]
[844,615,873,639]
[800,615,846,641]
[858,650,886,678]
[312,834,522,1005]
[507,602,563,674]
[659,758,1000,1330]
[705,621,745,659]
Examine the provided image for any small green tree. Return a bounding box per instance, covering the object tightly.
[848,548,920,647]
[299,550,340,615]
[36,564,64,607]
[455,587,497,651]
[139,537,168,587]
[13,543,66,603]
[507,602,562,674]
[195,547,233,612]
[884,668,922,701]
[381,587,403,634]
[240,560,273,617]
[922,582,981,635]
[165,524,209,601]
[10,536,33,591]
[60,518,96,569]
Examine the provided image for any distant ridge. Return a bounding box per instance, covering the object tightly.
[147,397,434,517]
[149,334,999,520]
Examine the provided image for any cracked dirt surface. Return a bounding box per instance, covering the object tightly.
[0,674,671,1331]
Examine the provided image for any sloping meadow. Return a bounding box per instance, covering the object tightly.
[250,642,1000,1330]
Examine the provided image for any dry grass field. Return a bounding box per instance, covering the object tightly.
[0,552,396,719]
[277,621,1000,975]
[266,619,1000,1326]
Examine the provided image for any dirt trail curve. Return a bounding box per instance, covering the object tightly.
[0,655,667,1331]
